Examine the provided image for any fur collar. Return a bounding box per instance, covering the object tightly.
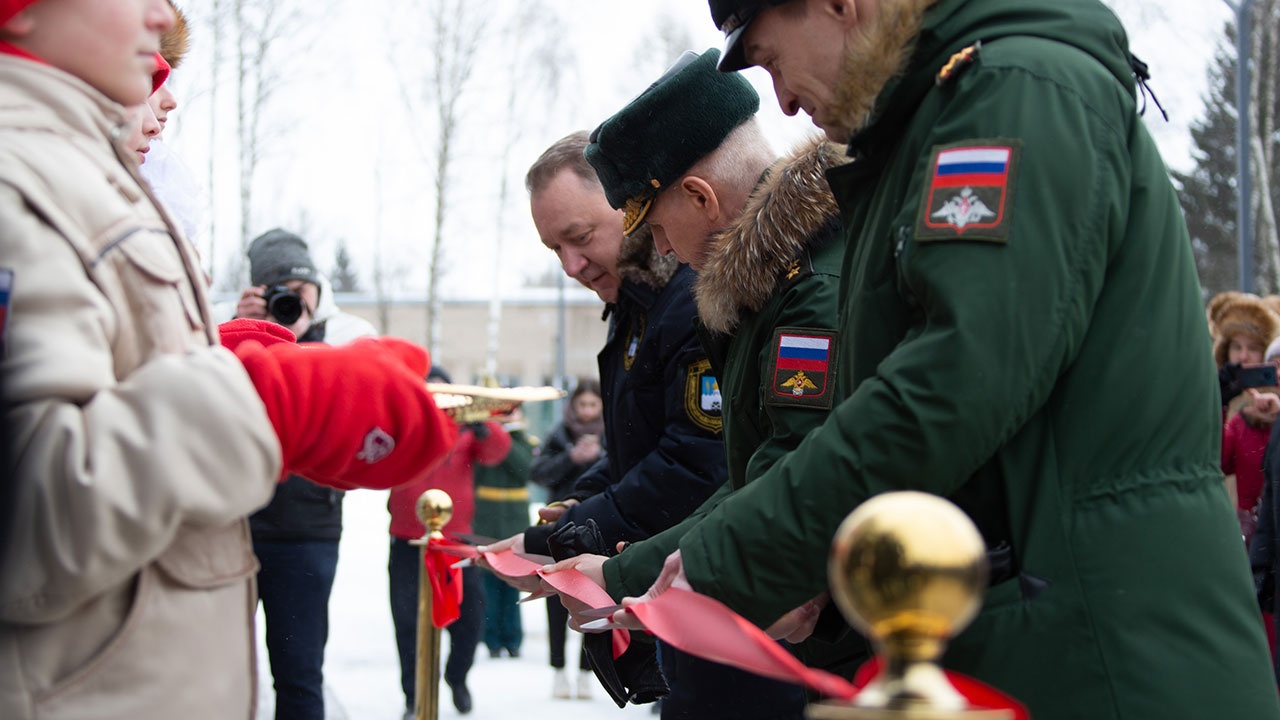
[830,0,936,138]
[618,223,680,291]
[695,136,848,334]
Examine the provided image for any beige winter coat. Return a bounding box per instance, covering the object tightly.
[0,57,280,719]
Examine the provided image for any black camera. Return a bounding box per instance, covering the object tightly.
[263,285,304,325]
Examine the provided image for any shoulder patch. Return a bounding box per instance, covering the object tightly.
[684,358,723,434]
[767,328,837,410]
[915,140,1020,243]
[0,268,12,355]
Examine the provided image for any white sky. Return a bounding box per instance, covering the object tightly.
[163,0,1232,301]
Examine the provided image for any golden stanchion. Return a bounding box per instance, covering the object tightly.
[807,491,1013,720]
[411,489,453,720]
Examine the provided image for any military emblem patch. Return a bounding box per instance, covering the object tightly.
[623,314,646,372]
[768,328,837,409]
[916,141,1019,243]
[684,358,723,433]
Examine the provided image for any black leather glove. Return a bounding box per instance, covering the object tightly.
[547,519,669,708]
[582,629,669,707]
[464,421,490,440]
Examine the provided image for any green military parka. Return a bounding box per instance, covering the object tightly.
[675,0,1280,717]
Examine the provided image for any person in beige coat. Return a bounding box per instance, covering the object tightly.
[0,2,453,718]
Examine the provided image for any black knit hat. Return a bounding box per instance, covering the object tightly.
[585,48,759,235]
[248,228,319,287]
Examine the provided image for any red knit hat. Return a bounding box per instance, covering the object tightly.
[151,52,169,93]
[0,0,41,25]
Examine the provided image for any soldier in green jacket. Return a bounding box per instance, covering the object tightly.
[558,0,1280,718]
[473,406,538,659]
[565,48,865,716]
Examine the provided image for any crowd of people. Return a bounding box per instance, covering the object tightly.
[5,0,1280,719]
[1209,290,1280,682]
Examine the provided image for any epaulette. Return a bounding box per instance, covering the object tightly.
[781,248,815,287]
[936,41,981,87]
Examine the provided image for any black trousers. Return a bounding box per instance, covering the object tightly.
[254,539,340,720]
[545,595,590,670]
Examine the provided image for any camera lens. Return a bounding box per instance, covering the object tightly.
[266,286,304,325]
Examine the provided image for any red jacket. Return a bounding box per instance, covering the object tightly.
[388,421,511,540]
[1222,412,1271,513]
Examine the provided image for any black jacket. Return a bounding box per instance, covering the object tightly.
[530,422,597,503]
[525,254,727,555]
[249,474,343,542]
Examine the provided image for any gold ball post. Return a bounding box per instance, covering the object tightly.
[808,491,1012,720]
[412,489,453,720]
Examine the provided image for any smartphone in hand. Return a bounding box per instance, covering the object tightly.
[1236,363,1278,390]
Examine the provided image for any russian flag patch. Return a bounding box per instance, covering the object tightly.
[769,328,837,409]
[916,140,1020,242]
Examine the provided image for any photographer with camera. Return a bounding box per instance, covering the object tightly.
[227,228,378,720]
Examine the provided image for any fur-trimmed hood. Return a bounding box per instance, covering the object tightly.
[695,136,847,334]
[831,0,1136,142]
[617,223,680,291]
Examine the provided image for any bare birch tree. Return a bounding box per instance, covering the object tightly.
[228,0,305,287]
[206,0,224,275]
[388,0,489,356]
[1249,0,1280,288]
[483,2,571,376]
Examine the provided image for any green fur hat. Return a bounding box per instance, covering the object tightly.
[585,48,759,235]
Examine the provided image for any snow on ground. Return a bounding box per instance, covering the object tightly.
[253,489,653,719]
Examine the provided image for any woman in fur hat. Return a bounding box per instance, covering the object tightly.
[1209,291,1280,370]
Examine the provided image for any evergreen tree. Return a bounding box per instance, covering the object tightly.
[331,241,360,293]
[1176,1,1280,296]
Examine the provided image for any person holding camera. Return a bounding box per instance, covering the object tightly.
[229,228,377,720]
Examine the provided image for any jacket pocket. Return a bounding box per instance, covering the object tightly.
[154,521,259,589]
[93,228,205,370]
[33,563,255,719]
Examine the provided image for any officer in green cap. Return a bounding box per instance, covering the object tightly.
[558,47,864,715]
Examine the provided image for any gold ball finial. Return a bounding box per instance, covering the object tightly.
[815,491,994,717]
[416,489,453,540]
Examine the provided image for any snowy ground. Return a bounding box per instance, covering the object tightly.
[253,489,654,720]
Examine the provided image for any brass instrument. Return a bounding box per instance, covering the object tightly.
[807,491,1013,720]
[428,382,565,424]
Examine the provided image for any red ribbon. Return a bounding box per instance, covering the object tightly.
[626,587,1028,719]
[463,546,631,658]
[461,545,1025,715]
[423,538,464,628]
